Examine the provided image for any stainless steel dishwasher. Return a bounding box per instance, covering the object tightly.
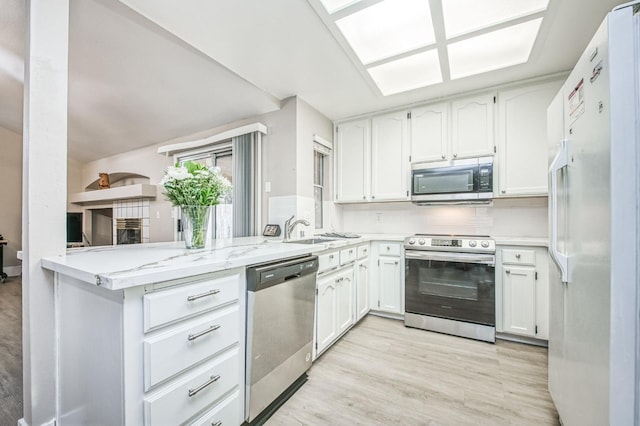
[245,255,319,424]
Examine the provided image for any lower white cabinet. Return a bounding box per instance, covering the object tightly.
[315,266,355,356]
[370,242,404,315]
[497,245,549,340]
[356,259,370,321]
[55,269,246,426]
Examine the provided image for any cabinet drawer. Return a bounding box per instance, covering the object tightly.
[340,247,357,265]
[189,389,241,426]
[144,274,240,332]
[144,305,239,391]
[502,249,536,266]
[357,244,369,259]
[377,242,401,257]
[318,251,340,273]
[144,348,239,426]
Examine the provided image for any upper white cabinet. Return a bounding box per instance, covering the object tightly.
[496,80,563,197]
[409,103,448,163]
[335,119,369,202]
[371,111,409,201]
[335,113,409,203]
[451,93,496,159]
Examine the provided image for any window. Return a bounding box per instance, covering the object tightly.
[177,146,233,240]
[314,151,325,229]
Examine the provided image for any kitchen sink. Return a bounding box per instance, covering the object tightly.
[284,238,340,244]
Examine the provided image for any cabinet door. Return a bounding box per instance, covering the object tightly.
[356,260,369,321]
[337,269,354,335]
[377,257,402,314]
[410,103,448,163]
[316,275,338,354]
[497,80,562,196]
[503,265,536,337]
[371,111,409,201]
[451,93,495,159]
[335,119,369,202]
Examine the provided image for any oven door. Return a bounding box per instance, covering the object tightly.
[405,251,495,326]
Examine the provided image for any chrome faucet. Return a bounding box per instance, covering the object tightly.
[283,215,310,241]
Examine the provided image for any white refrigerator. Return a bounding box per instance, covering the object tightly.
[547,3,640,425]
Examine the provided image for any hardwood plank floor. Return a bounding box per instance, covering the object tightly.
[0,277,22,426]
[267,315,559,426]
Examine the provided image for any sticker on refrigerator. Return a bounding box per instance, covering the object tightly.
[568,78,585,125]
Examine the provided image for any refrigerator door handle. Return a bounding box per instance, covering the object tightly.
[549,139,570,283]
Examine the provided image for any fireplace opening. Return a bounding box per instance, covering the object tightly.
[116,218,142,245]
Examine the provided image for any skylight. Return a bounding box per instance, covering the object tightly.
[448,19,543,80]
[309,0,549,96]
[367,50,442,96]
[442,0,549,39]
[318,0,361,14]
[335,0,435,65]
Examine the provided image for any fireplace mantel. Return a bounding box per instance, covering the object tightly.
[69,184,157,205]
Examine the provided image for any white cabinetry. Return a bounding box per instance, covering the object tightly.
[497,246,549,340]
[370,242,404,316]
[371,111,409,201]
[56,270,245,425]
[335,113,409,203]
[496,80,563,196]
[410,103,448,163]
[335,119,369,202]
[451,93,495,159]
[356,258,369,321]
[315,266,355,356]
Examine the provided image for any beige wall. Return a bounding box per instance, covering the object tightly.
[0,125,22,269]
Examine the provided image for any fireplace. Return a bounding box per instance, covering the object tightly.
[116,218,142,245]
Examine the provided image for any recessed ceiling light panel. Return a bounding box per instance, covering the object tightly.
[367,50,442,96]
[448,18,542,80]
[336,0,436,65]
[442,0,548,39]
[318,0,362,14]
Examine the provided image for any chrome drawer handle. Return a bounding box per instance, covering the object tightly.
[212,421,222,426]
[188,324,221,341]
[506,269,511,274]
[187,289,220,302]
[188,374,220,397]
[329,254,334,259]
[515,254,521,259]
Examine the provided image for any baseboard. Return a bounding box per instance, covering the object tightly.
[4,265,22,277]
[368,310,404,321]
[496,332,548,347]
[18,419,28,426]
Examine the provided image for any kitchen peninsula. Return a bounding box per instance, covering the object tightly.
[41,238,320,426]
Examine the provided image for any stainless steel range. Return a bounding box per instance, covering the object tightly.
[404,234,496,343]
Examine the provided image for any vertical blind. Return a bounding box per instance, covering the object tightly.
[232,132,259,237]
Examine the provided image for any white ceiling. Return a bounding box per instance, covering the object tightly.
[0,0,624,162]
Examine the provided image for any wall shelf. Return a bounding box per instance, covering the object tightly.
[69,184,157,205]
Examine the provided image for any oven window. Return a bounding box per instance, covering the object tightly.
[419,265,479,300]
[414,169,474,194]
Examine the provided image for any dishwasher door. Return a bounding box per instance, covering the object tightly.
[245,255,318,422]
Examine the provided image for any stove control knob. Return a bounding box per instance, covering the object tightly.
[418,238,426,245]
[469,240,477,248]
[408,239,416,245]
[481,240,490,248]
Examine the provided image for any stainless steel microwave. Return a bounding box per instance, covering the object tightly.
[411,157,493,204]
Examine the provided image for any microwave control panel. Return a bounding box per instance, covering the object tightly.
[478,164,493,192]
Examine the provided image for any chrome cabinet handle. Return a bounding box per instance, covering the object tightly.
[506,269,511,274]
[329,254,334,259]
[187,289,220,302]
[501,190,506,194]
[453,153,458,158]
[349,249,353,254]
[212,421,222,426]
[441,154,445,159]
[372,195,376,199]
[363,196,366,200]
[188,374,220,397]
[188,324,221,341]
[516,254,521,259]
[394,261,399,265]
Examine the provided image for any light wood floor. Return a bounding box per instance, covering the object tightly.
[267,315,559,426]
[0,276,22,426]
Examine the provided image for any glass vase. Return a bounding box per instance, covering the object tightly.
[180,205,213,249]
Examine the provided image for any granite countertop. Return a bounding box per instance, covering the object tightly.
[40,234,410,291]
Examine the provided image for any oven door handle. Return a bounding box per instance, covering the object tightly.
[405,251,495,265]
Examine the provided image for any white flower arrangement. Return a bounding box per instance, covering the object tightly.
[160,161,232,207]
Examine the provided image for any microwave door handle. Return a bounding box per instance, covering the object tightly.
[549,139,570,283]
[405,251,494,265]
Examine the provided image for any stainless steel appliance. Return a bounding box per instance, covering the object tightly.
[404,234,496,342]
[547,4,640,424]
[245,255,319,423]
[411,157,493,204]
